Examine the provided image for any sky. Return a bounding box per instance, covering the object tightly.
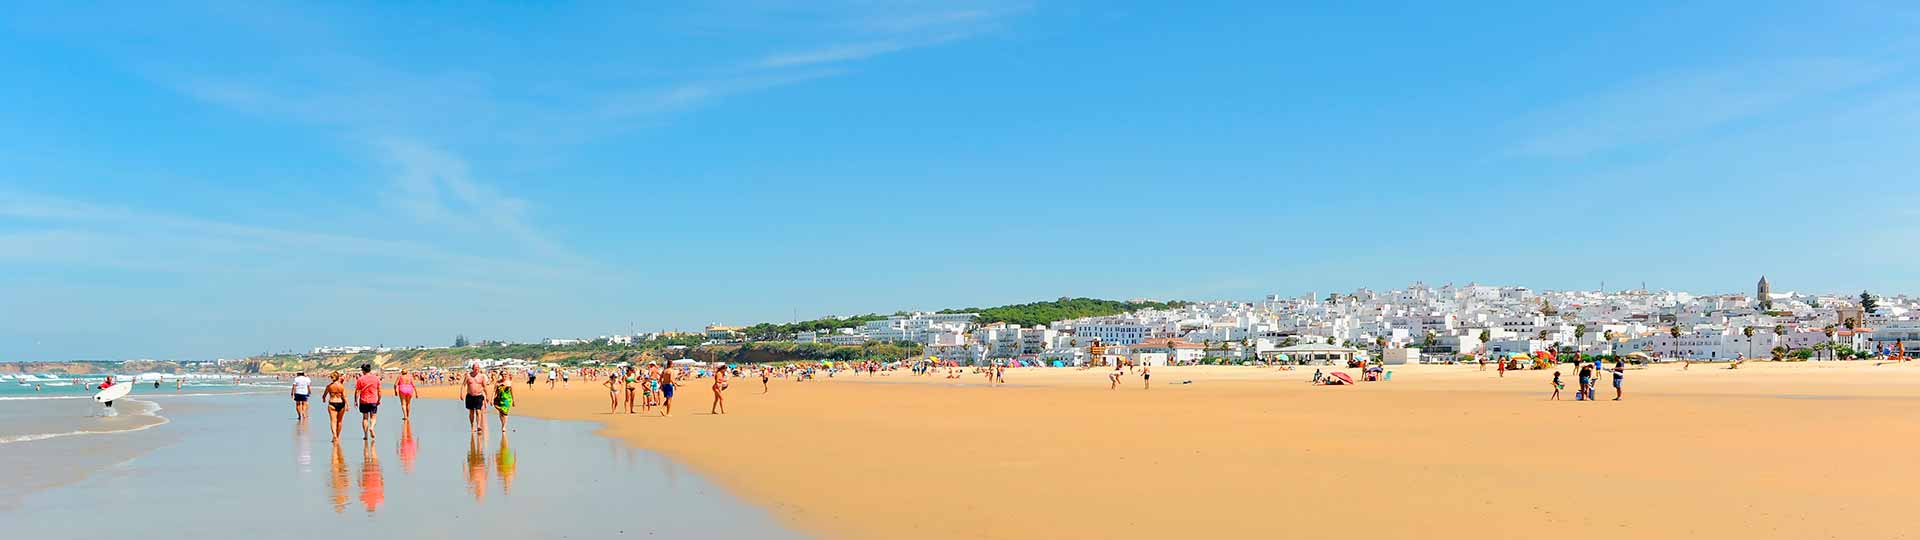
[3,1,1918,361]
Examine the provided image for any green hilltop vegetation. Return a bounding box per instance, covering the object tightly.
[943,297,1189,327]
[741,297,1186,339]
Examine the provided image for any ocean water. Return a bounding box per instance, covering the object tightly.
[0,391,796,539]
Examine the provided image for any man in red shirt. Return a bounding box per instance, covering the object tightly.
[354,364,382,440]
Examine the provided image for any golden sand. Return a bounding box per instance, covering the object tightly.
[427,361,1920,539]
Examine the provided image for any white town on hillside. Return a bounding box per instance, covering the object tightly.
[311,277,1919,367]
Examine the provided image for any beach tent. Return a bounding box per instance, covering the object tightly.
[670,359,699,366]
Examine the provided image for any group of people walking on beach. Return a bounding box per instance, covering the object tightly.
[291,364,424,441]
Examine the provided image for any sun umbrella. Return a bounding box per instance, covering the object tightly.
[1329,371,1353,384]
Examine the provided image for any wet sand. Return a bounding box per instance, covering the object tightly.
[1,392,793,539]
[439,361,1920,539]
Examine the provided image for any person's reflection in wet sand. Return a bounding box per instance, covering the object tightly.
[359,439,385,513]
[328,442,349,513]
[496,433,516,494]
[398,419,418,475]
[296,421,312,472]
[465,433,487,502]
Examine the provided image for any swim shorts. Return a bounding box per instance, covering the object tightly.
[662,383,675,398]
[294,394,309,402]
[464,395,484,410]
[358,403,379,414]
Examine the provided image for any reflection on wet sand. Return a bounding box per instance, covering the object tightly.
[465,434,486,502]
[329,443,348,513]
[358,440,384,513]
[296,422,312,472]
[496,434,515,494]
[398,420,417,475]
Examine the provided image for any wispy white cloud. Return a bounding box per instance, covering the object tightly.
[1505,58,1897,158]
[593,69,846,121]
[374,138,564,257]
[852,8,1010,33]
[756,40,912,68]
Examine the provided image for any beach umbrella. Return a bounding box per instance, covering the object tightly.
[1329,372,1353,384]
[1624,352,1649,359]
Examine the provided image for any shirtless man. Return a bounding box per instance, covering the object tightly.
[658,367,677,417]
[461,365,490,434]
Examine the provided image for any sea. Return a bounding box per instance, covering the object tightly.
[0,375,796,538]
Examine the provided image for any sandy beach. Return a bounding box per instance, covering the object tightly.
[424,361,1920,539]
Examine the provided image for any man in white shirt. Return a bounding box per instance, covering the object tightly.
[291,371,312,421]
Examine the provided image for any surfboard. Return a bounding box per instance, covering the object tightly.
[94,383,132,403]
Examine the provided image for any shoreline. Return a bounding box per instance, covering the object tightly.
[427,360,1920,540]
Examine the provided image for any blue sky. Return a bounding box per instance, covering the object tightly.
[3,1,1917,360]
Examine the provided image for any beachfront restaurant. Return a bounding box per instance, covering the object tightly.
[1268,344,1361,366]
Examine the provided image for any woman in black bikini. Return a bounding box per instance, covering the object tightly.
[324,372,348,442]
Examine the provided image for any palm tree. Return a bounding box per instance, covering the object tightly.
[1743,326,1755,358]
[1822,325,1837,360]
[1669,325,1682,360]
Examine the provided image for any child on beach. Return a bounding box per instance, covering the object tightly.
[603,374,619,414]
[1550,371,1563,400]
